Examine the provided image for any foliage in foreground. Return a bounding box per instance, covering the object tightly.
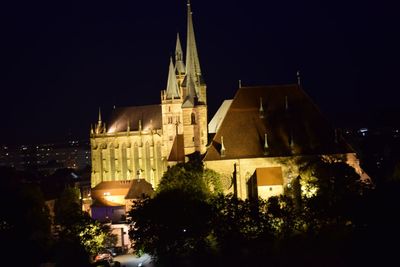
[128,157,397,266]
[53,187,117,266]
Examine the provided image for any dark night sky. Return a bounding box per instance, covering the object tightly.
[1,0,399,145]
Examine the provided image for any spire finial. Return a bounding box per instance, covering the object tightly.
[127,119,130,132]
[297,70,301,86]
[220,136,226,157]
[289,129,294,148]
[264,133,269,155]
[239,80,242,88]
[285,95,288,110]
[184,0,203,102]
[175,33,186,75]
[334,128,339,144]
[139,120,142,132]
[98,107,102,123]
[259,97,265,118]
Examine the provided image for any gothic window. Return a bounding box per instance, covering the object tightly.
[145,142,151,180]
[121,144,127,180]
[134,143,139,176]
[156,142,162,185]
[110,144,116,181]
[191,112,196,125]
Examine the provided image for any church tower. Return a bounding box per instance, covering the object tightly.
[181,0,208,155]
[161,0,208,158]
[161,52,184,161]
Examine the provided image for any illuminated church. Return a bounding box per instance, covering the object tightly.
[90,2,207,193]
[89,1,367,206]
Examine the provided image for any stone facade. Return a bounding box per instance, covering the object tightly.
[89,2,368,202]
[90,2,207,189]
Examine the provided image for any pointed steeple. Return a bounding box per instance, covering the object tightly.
[166,57,181,99]
[175,33,186,75]
[184,0,203,102]
[98,107,102,124]
[95,107,104,134]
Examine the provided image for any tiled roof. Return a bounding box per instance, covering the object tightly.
[91,180,133,201]
[208,99,233,134]
[91,198,125,207]
[204,84,352,161]
[168,134,185,162]
[256,167,284,186]
[125,179,154,199]
[91,180,133,190]
[106,105,162,133]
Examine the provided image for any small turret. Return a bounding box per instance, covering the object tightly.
[285,95,289,111]
[175,33,186,75]
[95,107,104,134]
[165,57,180,99]
[264,133,269,155]
[183,0,204,106]
[259,97,265,119]
[297,70,301,86]
[220,136,226,157]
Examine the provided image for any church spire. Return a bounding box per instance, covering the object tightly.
[184,0,202,102]
[166,57,180,99]
[95,107,104,134]
[98,107,102,124]
[175,33,186,75]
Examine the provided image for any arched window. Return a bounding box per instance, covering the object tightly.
[191,112,196,125]
[121,144,127,180]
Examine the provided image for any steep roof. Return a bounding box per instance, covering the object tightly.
[204,84,352,161]
[125,179,154,199]
[166,57,181,99]
[168,134,185,162]
[255,167,284,186]
[106,105,162,133]
[91,180,133,195]
[208,99,233,134]
[91,198,125,207]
